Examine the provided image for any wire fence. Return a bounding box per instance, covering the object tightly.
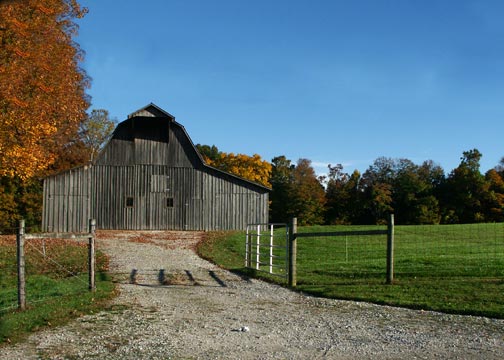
[0,231,19,313]
[0,222,98,314]
[295,225,388,285]
[295,222,504,285]
[394,223,504,280]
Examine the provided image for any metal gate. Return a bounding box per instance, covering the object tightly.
[245,223,289,278]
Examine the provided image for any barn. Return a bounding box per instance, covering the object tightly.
[42,103,270,232]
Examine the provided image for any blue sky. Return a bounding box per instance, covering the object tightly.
[76,0,504,175]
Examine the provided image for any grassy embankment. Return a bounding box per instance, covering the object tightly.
[0,237,115,345]
[198,223,504,318]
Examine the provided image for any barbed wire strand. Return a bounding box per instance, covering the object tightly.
[25,240,90,287]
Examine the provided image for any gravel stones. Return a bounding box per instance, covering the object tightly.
[2,230,504,359]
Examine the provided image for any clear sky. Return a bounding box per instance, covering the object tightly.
[76,0,504,176]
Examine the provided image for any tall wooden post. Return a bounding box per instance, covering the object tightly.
[386,214,395,285]
[88,219,96,291]
[288,217,297,288]
[17,219,26,310]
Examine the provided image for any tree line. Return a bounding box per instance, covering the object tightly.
[199,146,504,226]
[1,1,503,231]
[321,149,504,225]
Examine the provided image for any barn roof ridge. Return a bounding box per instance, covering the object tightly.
[127,102,175,119]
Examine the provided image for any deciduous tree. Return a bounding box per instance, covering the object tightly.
[270,155,295,223]
[325,165,364,224]
[0,0,90,179]
[197,145,272,188]
[360,158,395,224]
[289,159,326,225]
[392,159,441,224]
[0,176,42,232]
[79,109,116,162]
[483,169,504,222]
[441,149,487,223]
[0,179,18,231]
[195,144,220,163]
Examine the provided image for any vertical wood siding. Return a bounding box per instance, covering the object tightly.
[42,167,91,232]
[43,164,268,232]
[42,115,269,232]
[95,119,200,168]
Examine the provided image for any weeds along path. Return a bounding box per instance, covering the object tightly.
[3,231,504,359]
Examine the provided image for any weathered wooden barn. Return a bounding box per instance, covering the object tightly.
[42,104,270,232]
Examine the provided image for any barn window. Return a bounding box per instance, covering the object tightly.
[125,197,134,207]
[166,198,174,207]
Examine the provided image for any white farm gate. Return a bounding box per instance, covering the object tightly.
[245,223,289,279]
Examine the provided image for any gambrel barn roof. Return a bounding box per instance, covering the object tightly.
[42,103,270,232]
[99,103,270,191]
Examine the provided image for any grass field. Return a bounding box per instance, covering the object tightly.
[0,237,115,345]
[198,223,504,318]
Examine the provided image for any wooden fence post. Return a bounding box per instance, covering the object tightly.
[17,219,26,310]
[386,214,395,284]
[88,219,96,291]
[288,217,297,288]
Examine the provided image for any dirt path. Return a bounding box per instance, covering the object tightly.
[3,231,504,359]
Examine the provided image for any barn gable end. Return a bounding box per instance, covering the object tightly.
[42,104,269,232]
[127,103,175,119]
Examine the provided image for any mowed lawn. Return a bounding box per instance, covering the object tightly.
[198,223,504,318]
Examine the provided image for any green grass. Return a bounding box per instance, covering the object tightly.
[198,223,504,318]
[0,237,116,345]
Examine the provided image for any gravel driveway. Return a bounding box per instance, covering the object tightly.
[3,231,504,359]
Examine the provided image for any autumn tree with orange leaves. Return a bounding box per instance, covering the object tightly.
[0,0,90,232]
[0,0,90,179]
[208,152,272,188]
[196,144,272,188]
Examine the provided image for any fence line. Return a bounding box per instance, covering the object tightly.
[16,219,96,311]
[285,218,503,288]
[392,222,504,280]
[288,216,394,287]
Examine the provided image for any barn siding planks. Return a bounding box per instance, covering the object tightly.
[42,105,269,232]
[42,166,91,233]
[44,164,268,231]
